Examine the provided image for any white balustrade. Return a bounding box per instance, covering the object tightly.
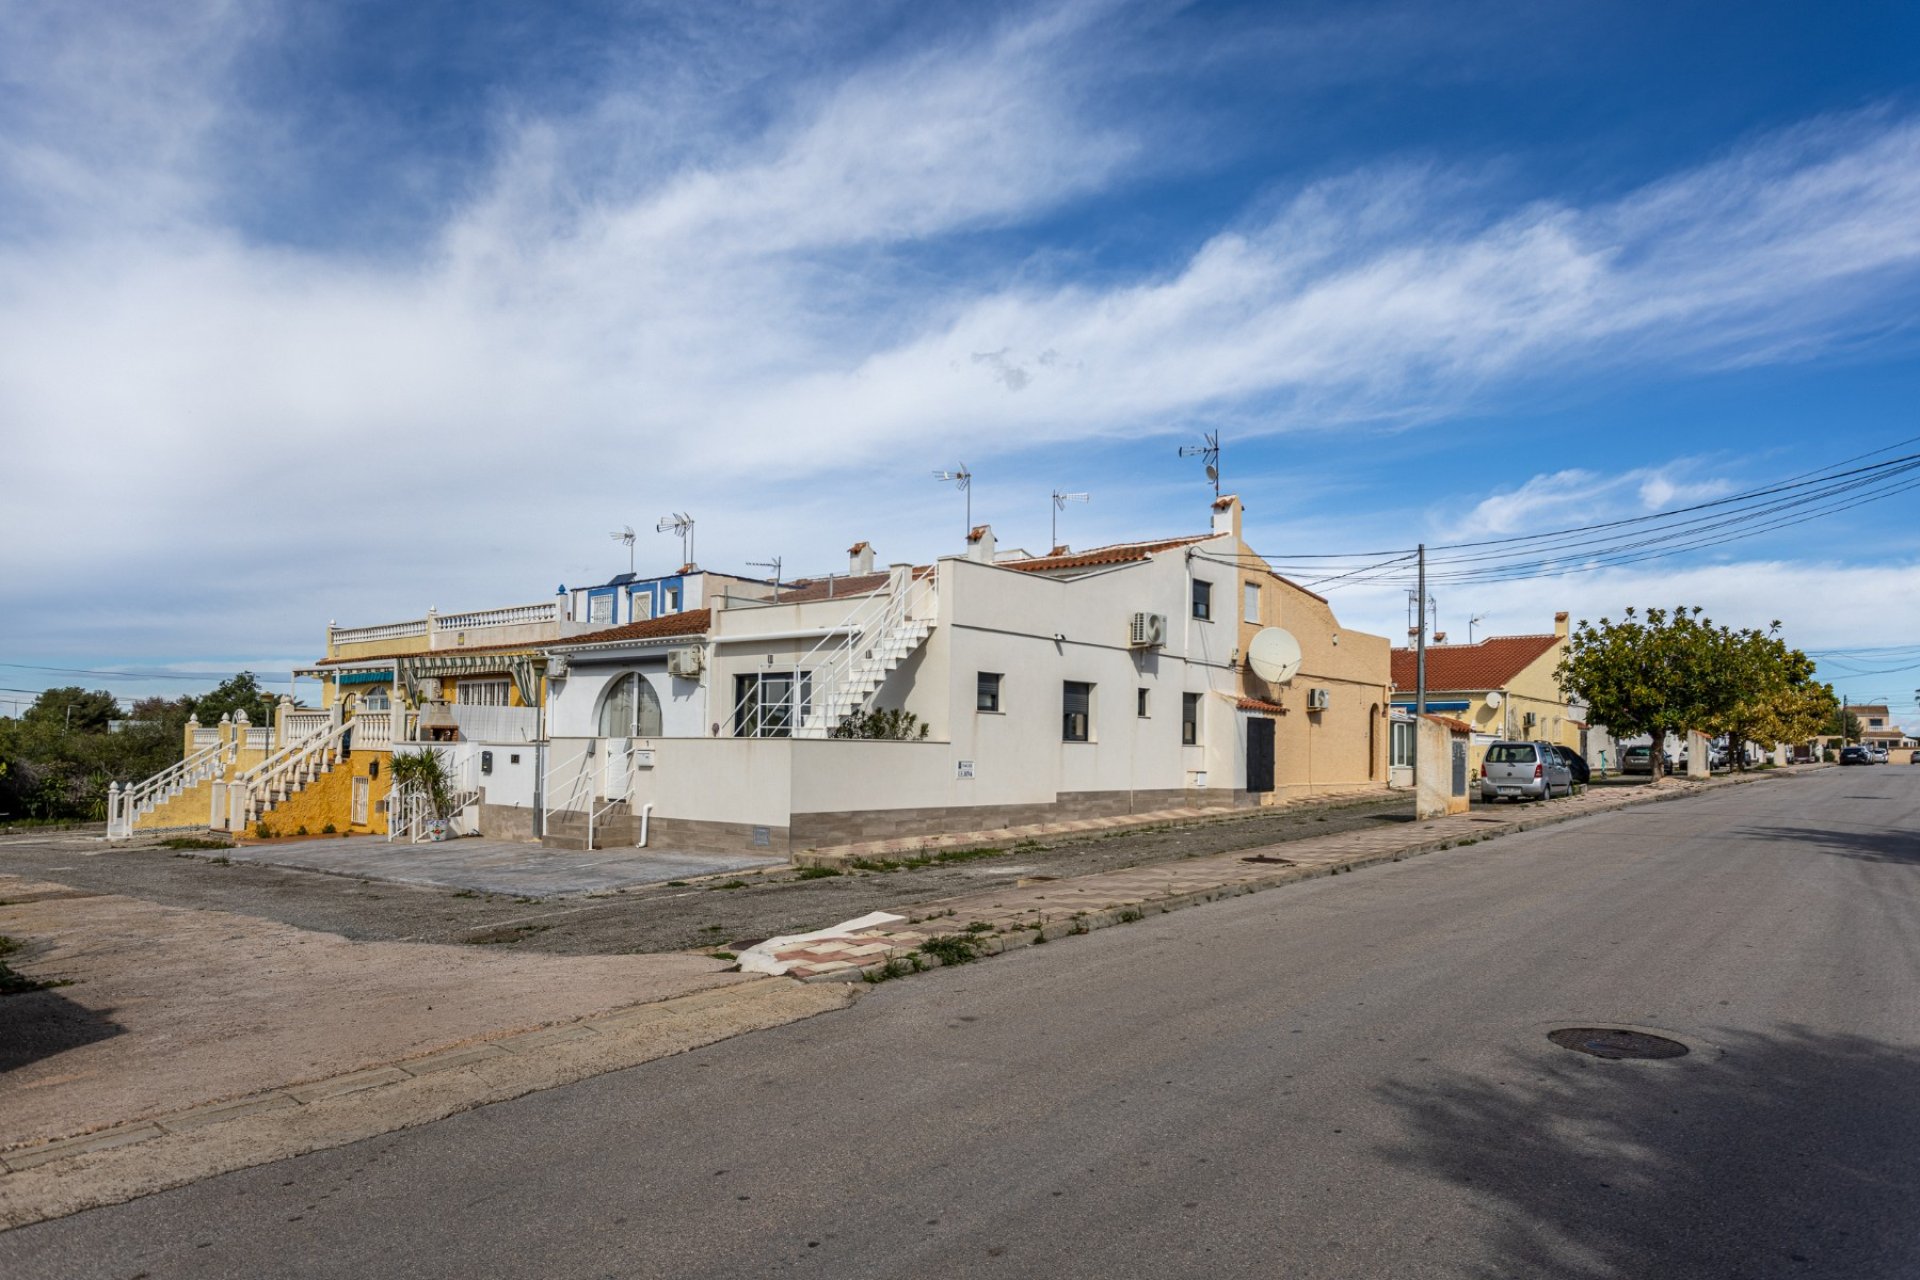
[284,709,332,738]
[433,601,560,633]
[329,618,429,647]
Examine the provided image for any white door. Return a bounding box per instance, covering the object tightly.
[351,776,369,826]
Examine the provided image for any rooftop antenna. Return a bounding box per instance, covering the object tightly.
[933,464,973,536]
[1178,430,1221,497]
[656,513,695,568]
[1468,614,1484,644]
[747,556,783,601]
[609,525,636,574]
[1050,488,1090,549]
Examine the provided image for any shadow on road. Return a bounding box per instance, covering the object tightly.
[1732,825,1920,865]
[1375,1025,1920,1278]
[0,988,124,1074]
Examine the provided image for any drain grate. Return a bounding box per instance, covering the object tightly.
[1549,1027,1690,1060]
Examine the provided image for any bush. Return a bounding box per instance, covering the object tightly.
[322,822,336,834]
[254,821,275,839]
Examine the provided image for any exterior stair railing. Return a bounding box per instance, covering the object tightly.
[223,719,351,833]
[541,740,598,840]
[728,566,938,739]
[107,736,238,839]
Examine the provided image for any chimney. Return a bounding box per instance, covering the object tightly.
[966,524,996,564]
[1432,632,1447,645]
[848,541,874,575]
[1554,611,1569,638]
[1211,493,1242,540]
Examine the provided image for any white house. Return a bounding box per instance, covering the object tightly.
[487,495,1393,855]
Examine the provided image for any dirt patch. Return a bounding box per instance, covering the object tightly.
[0,877,748,1149]
[0,795,1413,959]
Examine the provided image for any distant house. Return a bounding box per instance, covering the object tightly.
[1390,613,1586,776]
[1852,705,1916,750]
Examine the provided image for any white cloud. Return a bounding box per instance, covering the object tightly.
[4,5,1920,677]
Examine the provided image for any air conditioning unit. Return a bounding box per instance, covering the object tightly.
[1128,612,1168,648]
[546,655,570,680]
[666,646,706,678]
[1307,687,1331,711]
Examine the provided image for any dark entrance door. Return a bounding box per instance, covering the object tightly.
[1246,718,1275,793]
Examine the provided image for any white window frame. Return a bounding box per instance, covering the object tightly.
[461,678,512,707]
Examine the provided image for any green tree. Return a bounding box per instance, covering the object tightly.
[22,687,120,733]
[1723,641,1836,766]
[1556,606,1761,776]
[189,672,277,728]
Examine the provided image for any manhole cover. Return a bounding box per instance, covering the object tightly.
[1548,1027,1690,1060]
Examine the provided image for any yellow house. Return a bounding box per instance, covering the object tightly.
[1390,613,1581,773]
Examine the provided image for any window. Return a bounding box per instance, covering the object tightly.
[588,591,616,624]
[1191,579,1213,621]
[1063,681,1092,742]
[664,588,681,613]
[977,672,1003,713]
[462,679,511,707]
[735,671,810,738]
[1182,692,1201,745]
[597,673,663,737]
[629,591,654,622]
[1137,687,1150,718]
[359,685,390,712]
[1244,582,1261,624]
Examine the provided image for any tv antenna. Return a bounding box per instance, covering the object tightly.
[609,525,636,574]
[1050,489,1089,549]
[656,513,695,567]
[747,556,783,601]
[933,464,973,536]
[1468,614,1484,644]
[1178,430,1221,496]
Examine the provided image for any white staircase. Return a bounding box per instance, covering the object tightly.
[767,567,936,739]
[106,736,238,838]
[221,719,351,832]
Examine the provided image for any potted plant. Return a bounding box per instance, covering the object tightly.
[389,748,456,841]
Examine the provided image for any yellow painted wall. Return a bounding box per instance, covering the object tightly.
[254,750,393,837]
[134,777,220,830]
[1459,641,1580,773]
[329,634,432,661]
[1228,539,1394,795]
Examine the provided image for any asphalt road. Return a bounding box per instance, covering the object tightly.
[4,766,1916,1278]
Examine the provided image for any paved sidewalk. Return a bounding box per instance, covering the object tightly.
[220,835,782,896]
[754,769,1818,978]
[795,785,1387,865]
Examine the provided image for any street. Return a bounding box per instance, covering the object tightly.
[3,765,1916,1279]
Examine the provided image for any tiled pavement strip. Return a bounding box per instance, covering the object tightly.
[0,767,1813,1219]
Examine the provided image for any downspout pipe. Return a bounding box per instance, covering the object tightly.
[638,802,654,848]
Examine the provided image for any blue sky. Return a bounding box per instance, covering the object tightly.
[1,0,1917,721]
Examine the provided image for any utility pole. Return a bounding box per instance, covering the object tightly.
[1414,543,1427,793]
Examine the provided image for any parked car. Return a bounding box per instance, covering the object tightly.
[1868,745,1890,764]
[1909,750,1920,765]
[1545,744,1590,785]
[1621,745,1670,776]
[1839,745,1874,766]
[1481,740,1574,801]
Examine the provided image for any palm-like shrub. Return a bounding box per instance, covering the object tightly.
[388,749,454,819]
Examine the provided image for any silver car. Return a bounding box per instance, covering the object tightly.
[1480,740,1574,802]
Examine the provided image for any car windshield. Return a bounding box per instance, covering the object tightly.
[1486,745,1536,764]
[1625,747,1649,758]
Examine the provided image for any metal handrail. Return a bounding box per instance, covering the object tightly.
[540,741,597,837]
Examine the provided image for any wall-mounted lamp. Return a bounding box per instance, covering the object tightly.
[369,759,379,779]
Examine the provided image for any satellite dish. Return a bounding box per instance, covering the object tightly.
[1206,464,1219,484]
[1485,691,1504,709]
[1247,627,1303,684]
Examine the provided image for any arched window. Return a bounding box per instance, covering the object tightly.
[597,673,662,737]
[361,685,390,711]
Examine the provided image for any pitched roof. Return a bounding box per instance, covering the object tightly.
[771,565,936,605]
[547,610,711,649]
[1424,713,1474,734]
[1000,533,1215,574]
[1236,696,1289,715]
[1390,633,1560,692]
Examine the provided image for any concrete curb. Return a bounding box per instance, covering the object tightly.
[811,766,1819,983]
[0,977,856,1231]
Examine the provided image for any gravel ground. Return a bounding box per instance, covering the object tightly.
[1,793,1435,956]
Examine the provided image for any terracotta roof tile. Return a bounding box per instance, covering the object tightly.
[1423,713,1474,734]
[1236,696,1288,715]
[548,610,711,649]
[1391,633,1560,692]
[1001,533,1215,573]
